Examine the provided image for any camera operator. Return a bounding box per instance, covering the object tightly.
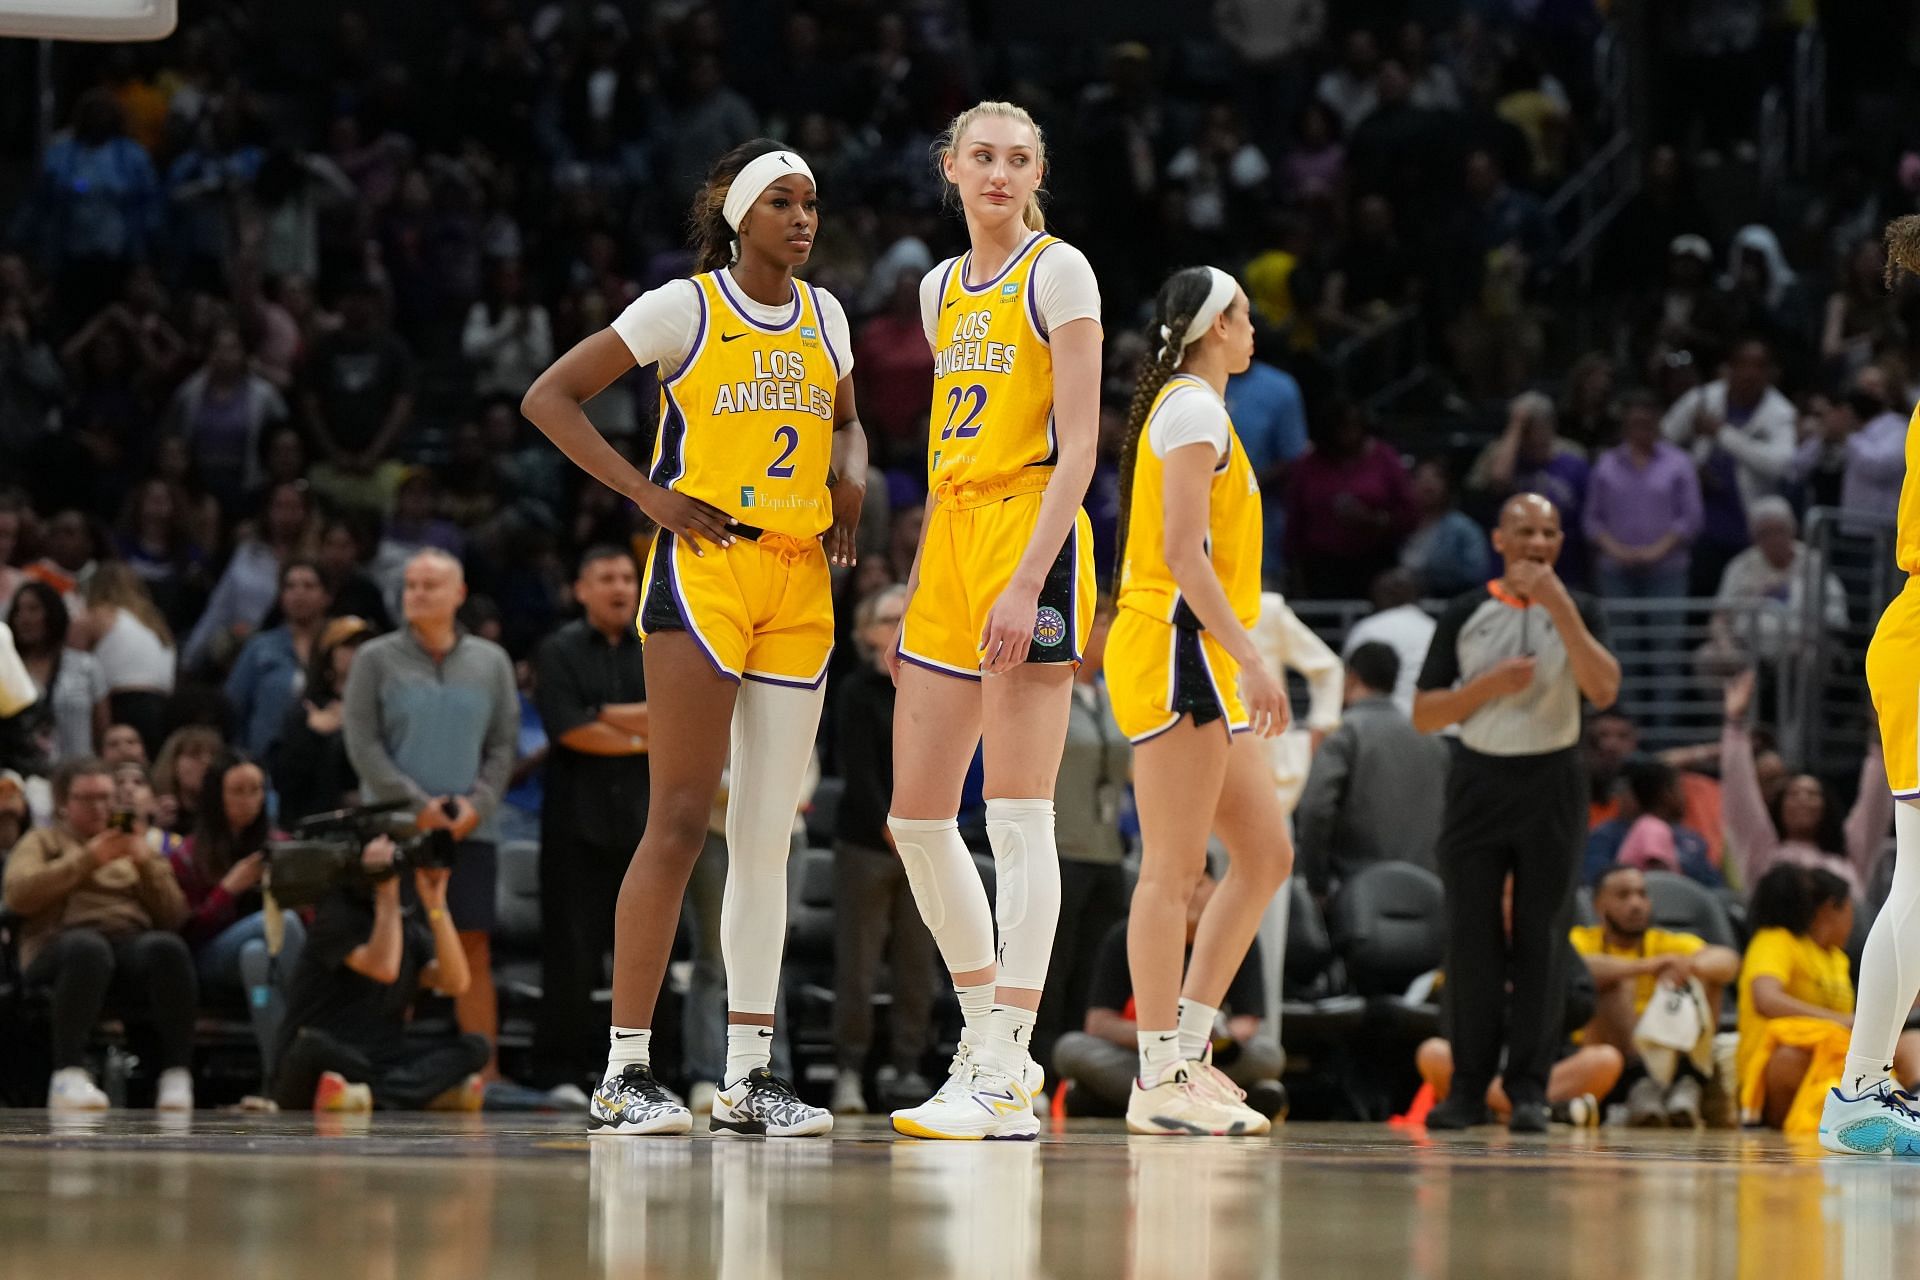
[342,549,515,1071]
[269,835,489,1111]
[1,757,197,1111]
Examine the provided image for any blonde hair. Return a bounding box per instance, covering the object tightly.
[86,560,173,646]
[935,101,1048,232]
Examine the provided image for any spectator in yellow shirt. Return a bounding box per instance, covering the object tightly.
[1570,865,1740,1125]
[1738,864,1920,1127]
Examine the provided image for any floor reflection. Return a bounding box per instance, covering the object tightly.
[4,1119,1920,1279]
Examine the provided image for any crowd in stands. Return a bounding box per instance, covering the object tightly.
[0,0,1917,1123]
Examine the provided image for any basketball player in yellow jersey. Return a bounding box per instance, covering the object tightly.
[523,140,867,1140]
[886,101,1102,1140]
[1106,267,1293,1136]
[1821,217,1920,1155]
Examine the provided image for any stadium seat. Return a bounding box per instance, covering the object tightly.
[492,840,546,1018]
[1642,870,1737,950]
[1327,862,1448,998]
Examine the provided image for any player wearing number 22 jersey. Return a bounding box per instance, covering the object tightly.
[610,267,853,687]
[896,229,1101,676]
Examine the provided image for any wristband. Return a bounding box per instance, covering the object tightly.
[427,907,447,924]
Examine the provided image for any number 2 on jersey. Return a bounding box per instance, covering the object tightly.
[941,384,987,441]
[767,425,799,478]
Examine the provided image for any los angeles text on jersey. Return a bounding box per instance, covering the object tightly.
[936,309,1017,378]
[709,349,833,420]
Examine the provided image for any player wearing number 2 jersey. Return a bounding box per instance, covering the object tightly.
[523,139,867,1140]
[886,101,1104,1140]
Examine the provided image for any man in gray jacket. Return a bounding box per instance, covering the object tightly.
[1294,642,1448,897]
[343,548,517,1070]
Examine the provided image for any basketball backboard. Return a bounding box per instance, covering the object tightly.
[0,0,176,41]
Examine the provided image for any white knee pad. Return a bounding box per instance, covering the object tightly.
[719,679,825,1016]
[986,798,1061,992]
[888,815,995,974]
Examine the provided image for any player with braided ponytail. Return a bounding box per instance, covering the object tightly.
[1822,214,1920,1155]
[1109,265,1294,1136]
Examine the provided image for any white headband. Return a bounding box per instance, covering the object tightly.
[723,150,815,257]
[1158,266,1239,361]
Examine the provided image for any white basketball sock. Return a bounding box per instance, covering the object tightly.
[725,1024,774,1086]
[1138,1029,1182,1087]
[1177,999,1219,1061]
[607,1026,650,1076]
[956,981,995,1031]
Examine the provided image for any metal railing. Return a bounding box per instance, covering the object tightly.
[1792,25,1827,178]
[1288,596,1789,752]
[1328,305,1426,413]
[1793,506,1902,775]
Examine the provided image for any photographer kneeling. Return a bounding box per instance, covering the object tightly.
[269,836,488,1112]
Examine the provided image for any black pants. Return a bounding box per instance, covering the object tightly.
[271,1026,491,1111]
[1435,746,1585,1108]
[25,928,197,1071]
[832,841,936,1074]
[531,833,633,1087]
[1035,861,1128,1077]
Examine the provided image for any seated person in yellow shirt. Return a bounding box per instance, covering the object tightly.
[1739,864,1920,1128]
[1570,865,1740,1127]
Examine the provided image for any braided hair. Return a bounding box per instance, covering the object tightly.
[1112,266,1224,593]
[687,138,794,274]
[1884,214,1920,287]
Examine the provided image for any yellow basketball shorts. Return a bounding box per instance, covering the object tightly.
[639,524,833,687]
[897,469,1095,680]
[1106,606,1249,743]
[1870,575,1920,798]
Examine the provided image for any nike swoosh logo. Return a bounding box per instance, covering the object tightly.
[613,1031,646,1039]
[945,297,960,309]
[720,332,747,342]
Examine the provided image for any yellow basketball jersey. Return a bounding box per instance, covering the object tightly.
[928,231,1067,487]
[653,271,840,539]
[1117,375,1264,629]
[1896,401,1920,574]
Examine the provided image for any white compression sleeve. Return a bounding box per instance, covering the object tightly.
[1848,801,1920,1068]
[986,798,1062,993]
[888,815,996,974]
[720,679,825,1016]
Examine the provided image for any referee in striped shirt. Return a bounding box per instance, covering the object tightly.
[1413,494,1621,1132]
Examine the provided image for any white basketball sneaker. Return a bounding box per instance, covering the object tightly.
[1127,1062,1263,1136]
[1819,1077,1920,1155]
[891,1032,1041,1140]
[47,1067,109,1112]
[1189,1048,1271,1136]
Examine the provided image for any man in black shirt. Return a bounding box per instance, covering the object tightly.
[531,546,650,1090]
[1414,494,1620,1133]
[1052,876,1284,1118]
[270,838,488,1110]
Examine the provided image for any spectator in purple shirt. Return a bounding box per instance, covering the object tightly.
[1841,393,1908,528]
[1585,391,1704,600]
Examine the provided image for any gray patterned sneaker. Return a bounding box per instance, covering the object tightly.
[588,1064,693,1136]
[711,1067,834,1137]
